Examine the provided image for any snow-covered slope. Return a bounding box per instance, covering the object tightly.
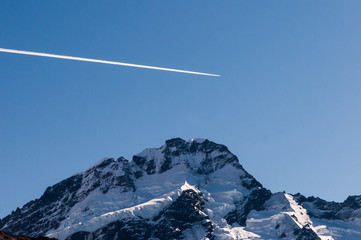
[292,193,361,239]
[0,138,360,240]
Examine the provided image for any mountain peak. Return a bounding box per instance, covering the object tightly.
[164,137,187,147]
[133,137,240,175]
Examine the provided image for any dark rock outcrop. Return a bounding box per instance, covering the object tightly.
[293,193,361,220]
[294,225,321,240]
[225,187,272,226]
[0,230,57,240]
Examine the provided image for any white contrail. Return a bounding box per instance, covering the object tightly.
[0,47,219,77]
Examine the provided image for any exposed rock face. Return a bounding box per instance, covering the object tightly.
[0,230,57,240]
[0,175,83,236]
[293,193,361,220]
[1,138,359,239]
[294,225,321,240]
[225,187,272,226]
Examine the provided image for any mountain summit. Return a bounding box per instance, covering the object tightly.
[1,138,360,240]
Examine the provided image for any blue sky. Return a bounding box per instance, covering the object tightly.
[1,1,361,218]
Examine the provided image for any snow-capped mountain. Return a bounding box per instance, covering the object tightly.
[1,138,360,240]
